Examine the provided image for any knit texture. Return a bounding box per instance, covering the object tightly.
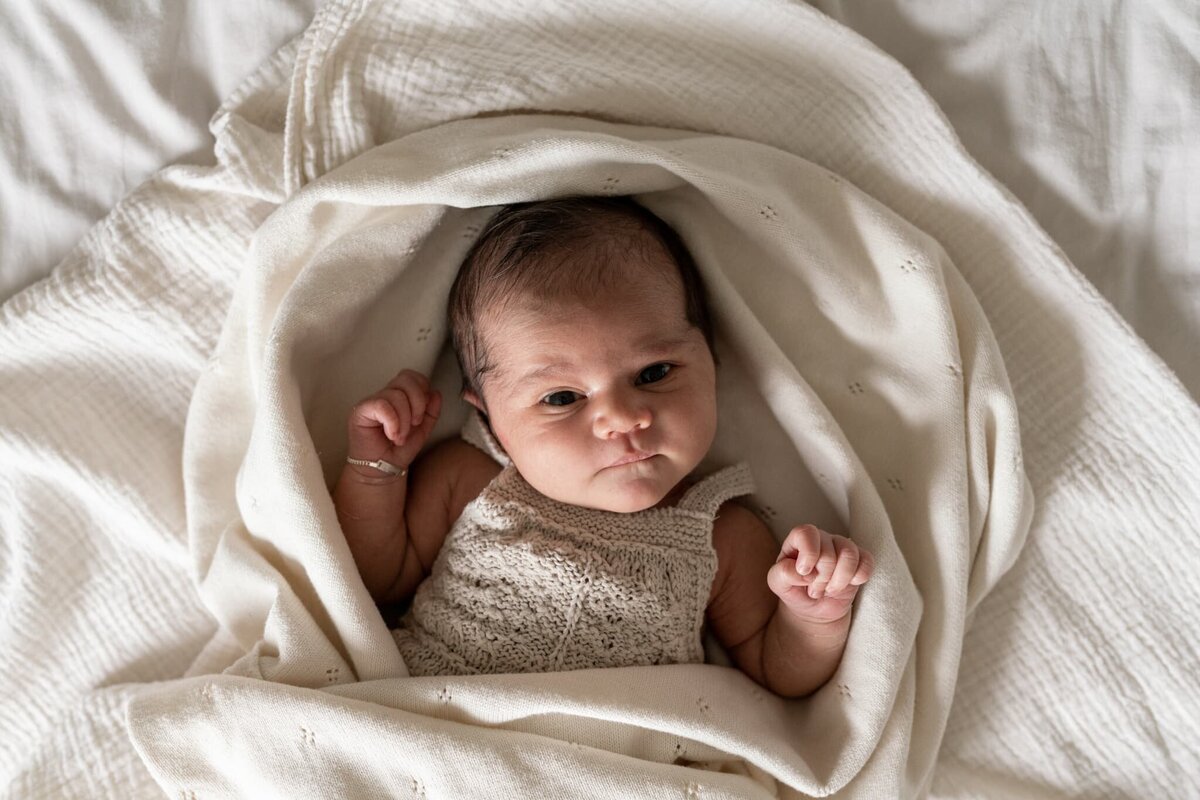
[393,413,756,676]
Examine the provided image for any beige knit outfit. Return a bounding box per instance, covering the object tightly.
[391,412,756,677]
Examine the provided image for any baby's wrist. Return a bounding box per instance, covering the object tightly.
[346,455,407,476]
[775,601,852,637]
[763,606,851,697]
[343,461,409,486]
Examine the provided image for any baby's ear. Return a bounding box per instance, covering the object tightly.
[462,388,486,414]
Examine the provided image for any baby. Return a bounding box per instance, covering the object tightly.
[332,196,873,698]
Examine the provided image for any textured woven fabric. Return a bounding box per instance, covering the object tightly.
[4,0,1198,797]
[394,415,755,676]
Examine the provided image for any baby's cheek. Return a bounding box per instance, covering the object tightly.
[525,439,587,492]
[671,398,717,459]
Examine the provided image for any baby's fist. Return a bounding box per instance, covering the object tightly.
[767,525,873,623]
[347,369,442,475]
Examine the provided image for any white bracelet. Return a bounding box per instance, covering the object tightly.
[346,457,407,477]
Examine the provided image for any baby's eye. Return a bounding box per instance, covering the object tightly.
[635,363,672,385]
[541,390,581,407]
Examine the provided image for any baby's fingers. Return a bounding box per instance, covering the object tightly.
[767,557,803,595]
[404,385,430,427]
[807,533,837,598]
[377,390,413,445]
[411,389,443,441]
[385,369,431,394]
[351,397,404,443]
[850,549,874,586]
[824,539,862,596]
[780,524,822,576]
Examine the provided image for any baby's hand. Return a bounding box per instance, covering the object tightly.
[767,525,873,623]
[347,369,442,476]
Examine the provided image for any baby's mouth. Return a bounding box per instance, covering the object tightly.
[605,451,656,469]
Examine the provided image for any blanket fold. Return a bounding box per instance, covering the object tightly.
[7,0,1198,797]
[126,1,1032,790]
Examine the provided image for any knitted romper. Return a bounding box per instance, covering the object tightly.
[391,412,756,677]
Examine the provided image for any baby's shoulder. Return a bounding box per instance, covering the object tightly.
[414,437,503,518]
[706,499,776,607]
[709,498,775,579]
[424,435,501,468]
[711,498,771,548]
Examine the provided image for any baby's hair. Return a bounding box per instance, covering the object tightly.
[448,195,716,402]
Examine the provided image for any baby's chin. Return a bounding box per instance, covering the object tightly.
[568,477,679,514]
[590,490,664,514]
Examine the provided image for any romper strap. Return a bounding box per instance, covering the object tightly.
[677,462,756,517]
[460,409,512,467]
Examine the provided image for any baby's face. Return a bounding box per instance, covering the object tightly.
[466,262,717,513]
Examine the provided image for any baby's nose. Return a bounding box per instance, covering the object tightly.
[594,390,652,437]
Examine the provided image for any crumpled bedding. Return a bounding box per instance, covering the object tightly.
[1,1,1197,797]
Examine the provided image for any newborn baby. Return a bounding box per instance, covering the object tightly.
[332,196,873,697]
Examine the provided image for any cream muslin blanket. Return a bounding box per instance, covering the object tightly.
[2,1,1197,798]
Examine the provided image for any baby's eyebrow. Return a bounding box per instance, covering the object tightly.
[515,335,694,384]
[518,361,574,383]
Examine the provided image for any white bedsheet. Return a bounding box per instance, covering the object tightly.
[3,0,1195,397]
[0,0,316,299]
[1,0,1198,798]
[811,0,1200,398]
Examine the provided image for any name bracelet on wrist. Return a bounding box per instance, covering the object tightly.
[346,457,407,477]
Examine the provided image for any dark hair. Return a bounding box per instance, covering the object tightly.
[448,195,716,400]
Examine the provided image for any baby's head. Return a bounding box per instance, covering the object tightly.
[448,196,718,513]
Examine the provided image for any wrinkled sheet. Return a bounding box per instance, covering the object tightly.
[0,0,316,300]
[3,0,1196,398]
[1,0,1198,798]
[812,0,1200,399]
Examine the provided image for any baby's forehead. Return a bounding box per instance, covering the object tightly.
[488,280,695,348]
[486,259,687,323]
[473,209,697,325]
[507,227,683,293]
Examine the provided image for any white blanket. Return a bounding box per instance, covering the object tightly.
[1,1,1197,797]
[808,0,1200,400]
[7,1,1199,396]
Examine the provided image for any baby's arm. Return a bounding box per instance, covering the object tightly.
[707,508,873,698]
[332,370,500,603]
